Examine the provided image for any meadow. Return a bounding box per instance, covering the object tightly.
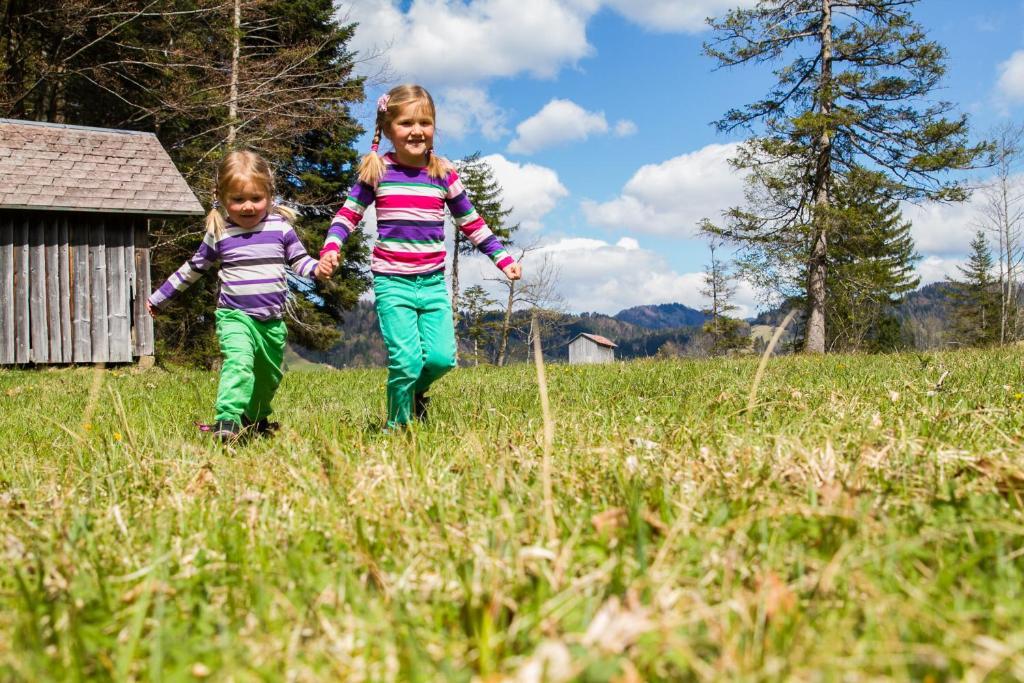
[1,348,1024,681]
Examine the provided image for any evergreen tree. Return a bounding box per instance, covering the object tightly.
[451,153,516,324]
[826,168,920,352]
[459,285,498,365]
[699,237,749,355]
[704,0,988,353]
[950,231,1000,347]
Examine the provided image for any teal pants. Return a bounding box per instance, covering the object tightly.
[214,308,287,424]
[374,272,457,427]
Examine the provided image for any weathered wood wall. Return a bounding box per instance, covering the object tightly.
[0,210,154,365]
[568,337,615,364]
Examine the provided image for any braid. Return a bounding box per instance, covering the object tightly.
[358,120,386,185]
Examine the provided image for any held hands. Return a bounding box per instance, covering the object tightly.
[146,300,158,317]
[315,251,340,280]
[502,262,522,281]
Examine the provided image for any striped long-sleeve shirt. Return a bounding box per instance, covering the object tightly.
[148,214,318,321]
[322,153,515,276]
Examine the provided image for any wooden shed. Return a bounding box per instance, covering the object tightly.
[568,332,617,364]
[0,118,204,365]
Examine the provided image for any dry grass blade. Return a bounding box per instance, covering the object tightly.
[746,309,798,414]
[532,312,557,545]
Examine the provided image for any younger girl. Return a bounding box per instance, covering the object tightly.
[148,150,322,442]
[318,83,521,429]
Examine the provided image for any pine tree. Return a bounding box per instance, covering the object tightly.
[451,153,516,325]
[699,237,749,355]
[826,168,920,352]
[704,0,988,353]
[950,231,1000,347]
[459,285,498,366]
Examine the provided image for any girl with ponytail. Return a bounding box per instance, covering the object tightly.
[318,83,522,430]
[148,150,325,442]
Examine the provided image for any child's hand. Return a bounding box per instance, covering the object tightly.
[502,263,522,281]
[146,300,158,317]
[316,251,339,279]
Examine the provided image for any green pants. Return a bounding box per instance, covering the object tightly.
[214,308,287,424]
[374,272,457,427]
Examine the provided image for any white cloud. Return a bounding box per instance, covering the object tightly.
[613,119,637,137]
[997,50,1024,103]
[339,0,754,89]
[458,234,760,315]
[582,142,745,237]
[436,87,509,141]
[902,196,983,256]
[341,0,594,86]
[507,99,631,154]
[916,255,965,285]
[478,154,569,231]
[603,0,756,33]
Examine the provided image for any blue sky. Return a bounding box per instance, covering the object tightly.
[338,0,1024,316]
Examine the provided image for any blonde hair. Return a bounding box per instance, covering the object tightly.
[206,150,297,237]
[358,84,449,185]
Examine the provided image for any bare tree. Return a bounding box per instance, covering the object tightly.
[978,123,1024,344]
[486,244,565,366]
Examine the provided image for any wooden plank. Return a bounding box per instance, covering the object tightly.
[45,217,61,362]
[29,217,48,363]
[134,220,154,356]
[106,219,131,362]
[89,219,109,363]
[125,219,137,356]
[58,217,73,362]
[71,219,92,362]
[0,216,14,364]
[13,216,30,363]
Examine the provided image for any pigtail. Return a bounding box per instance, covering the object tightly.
[426,149,450,180]
[271,203,298,222]
[205,204,226,238]
[357,120,386,185]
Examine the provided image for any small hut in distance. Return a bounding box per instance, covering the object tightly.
[0,119,204,365]
[568,332,617,364]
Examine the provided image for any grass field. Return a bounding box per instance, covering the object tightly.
[2,349,1024,681]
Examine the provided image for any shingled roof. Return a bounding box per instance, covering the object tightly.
[0,118,204,217]
[572,333,618,348]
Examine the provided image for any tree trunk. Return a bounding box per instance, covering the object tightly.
[1002,176,1013,343]
[227,0,241,146]
[451,232,461,328]
[497,280,515,366]
[804,0,833,354]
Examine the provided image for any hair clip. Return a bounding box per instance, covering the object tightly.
[376,93,390,113]
[212,198,221,209]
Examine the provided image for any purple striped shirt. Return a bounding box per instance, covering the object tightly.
[148,214,318,321]
[322,153,515,276]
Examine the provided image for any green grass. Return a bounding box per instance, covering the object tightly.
[2,349,1024,681]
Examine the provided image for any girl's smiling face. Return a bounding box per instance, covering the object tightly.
[224,178,269,229]
[386,101,435,167]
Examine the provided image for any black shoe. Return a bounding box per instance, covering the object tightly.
[242,415,279,436]
[414,393,430,421]
[211,419,241,443]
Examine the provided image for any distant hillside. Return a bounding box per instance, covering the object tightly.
[291,282,975,367]
[614,303,707,329]
[292,303,705,367]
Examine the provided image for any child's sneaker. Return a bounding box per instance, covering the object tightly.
[414,393,430,421]
[211,419,241,443]
[242,416,279,437]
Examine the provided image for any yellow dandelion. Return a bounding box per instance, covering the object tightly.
[1015,393,1023,400]
[82,423,93,432]
[113,432,123,442]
